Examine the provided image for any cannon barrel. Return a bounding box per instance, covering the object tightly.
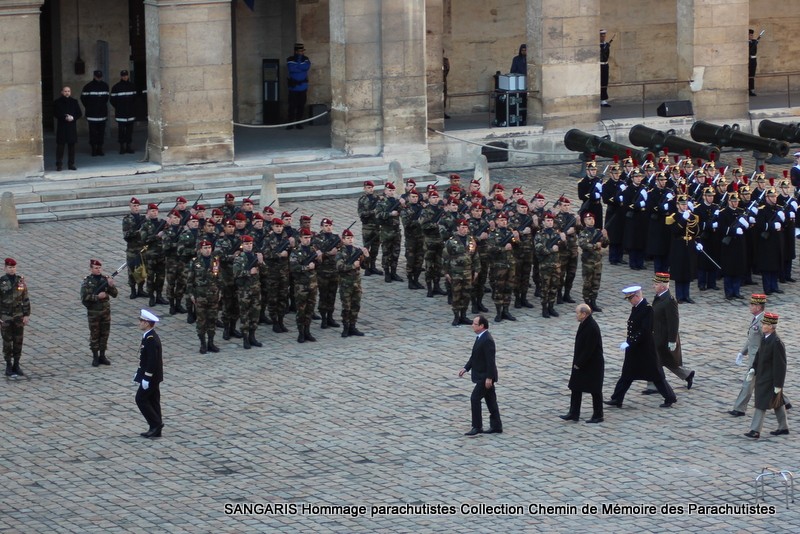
[690,120,789,157]
[564,129,653,163]
[628,124,720,162]
[758,119,800,144]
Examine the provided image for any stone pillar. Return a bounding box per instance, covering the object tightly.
[0,0,44,179]
[425,0,445,131]
[527,0,599,129]
[144,0,233,166]
[677,0,748,119]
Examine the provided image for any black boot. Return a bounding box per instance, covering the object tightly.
[249,330,262,348]
[98,350,111,365]
[320,312,329,329]
[495,305,503,323]
[548,304,560,317]
[272,316,281,333]
[447,287,453,305]
[426,280,434,297]
[452,310,461,326]
[230,321,243,338]
[176,299,188,314]
[341,322,350,338]
[137,283,147,297]
[326,312,340,328]
[542,304,551,318]
[288,294,297,313]
[562,290,576,304]
[590,299,603,312]
[242,331,251,349]
[297,325,306,343]
[259,306,271,325]
[311,310,321,320]
[521,292,534,308]
[199,334,208,354]
[169,298,177,315]
[514,295,522,309]
[433,278,448,296]
[278,315,289,333]
[411,273,424,289]
[92,350,100,367]
[156,293,169,305]
[223,322,231,340]
[502,306,516,321]
[149,292,156,307]
[349,323,364,336]
[11,359,22,377]
[471,297,480,314]
[129,284,137,299]
[391,268,403,282]
[186,302,196,324]
[5,362,12,376]
[207,333,220,353]
[477,295,488,312]
[459,310,472,325]
[534,285,541,297]
[370,261,383,276]
[385,270,392,283]
[305,324,317,342]
[556,289,563,305]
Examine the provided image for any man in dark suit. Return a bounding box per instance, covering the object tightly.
[605,286,678,409]
[53,86,82,171]
[135,309,164,438]
[458,315,502,436]
[744,312,789,439]
[560,303,604,423]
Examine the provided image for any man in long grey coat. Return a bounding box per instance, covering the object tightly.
[560,303,604,423]
[744,312,789,439]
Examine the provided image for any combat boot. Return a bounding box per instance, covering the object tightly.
[548,304,560,317]
[137,282,148,298]
[278,315,289,333]
[495,305,503,323]
[521,292,534,309]
[348,323,364,336]
[556,289,563,305]
[169,298,177,315]
[433,278,448,296]
[129,284,138,299]
[297,325,306,343]
[534,284,541,298]
[272,317,281,333]
[156,292,169,305]
[370,261,384,276]
[385,270,392,283]
[248,330,262,348]
[305,324,317,342]
[501,306,517,321]
[207,333,220,353]
[176,299,188,314]
[186,304,196,325]
[391,268,403,282]
[198,334,208,354]
[326,312,340,328]
[452,310,461,326]
[5,362,12,377]
[259,306,270,325]
[11,360,23,377]
[514,295,522,309]
[341,322,350,338]
[414,273,426,289]
[223,322,231,340]
[242,331,251,349]
[471,297,480,314]
[149,292,156,307]
[426,280,434,298]
[98,350,111,365]
[92,350,100,367]
[320,312,329,329]
[311,310,321,320]
[230,321,243,338]
[477,295,488,312]
[562,290,576,304]
[459,310,472,325]
[542,304,551,318]
[590,299,603,313]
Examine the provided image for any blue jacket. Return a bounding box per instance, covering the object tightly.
[287,54,311,92]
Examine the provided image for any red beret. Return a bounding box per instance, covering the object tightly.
[427,184,438,191]
[493,183,505,191]
[300,215,311,221]
[364,180,375,187]
[470,203,483,210]
[195,205,206,211]
[262,206,275,214]
[385,182,396,190]
[271,218,284,226]
[199,240,213,247]
[224,219,235,226]
[470,191,484,198]
[533,193,545,200]
[449,186,460,193]
[146,203,157,210]
[225,193,235,200]
[428,191,440,198]
[242,198,253,204]
[494,194,505,203]
[253,213,264,220]
[176,196,187,203]
[234,213,247,221]
[408,189,419,196]
[282,211,292,218]
[5,258,16,266]
[321,218,333,225]
[471,179,481,185]
[513,187,523,194]
[241,235,254,242]
[449,173,461,180]
[168,210,180,217]
[517,198,529,207]
[300,228,313,236]
[544,213,555,220]
[407,179,416,185]
[496,212,508,220]
[90,259,102,267]
[211,208,224,216]
[581,211,595,220]
[189,214,200,221]
[342,229,354,237]
[457,218,469,226]
[558,196,571,204]
[130,197,140,205]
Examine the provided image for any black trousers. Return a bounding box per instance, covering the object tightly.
[569,389,603,419]
[600,64,610,100]
[749,58,757,91]
[117,121,134,144]
[611,375,676,404]
[88,120,106,146]
[136,383,162,430]
[470,381,502,430]
[288,90,307,123]
[55,143,75,166]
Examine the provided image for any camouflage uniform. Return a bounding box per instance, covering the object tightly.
[263,231,291,331]
[80,273,119,365]
[0,272,30,374]
[176,227,199,316]
[534,227,563,316]
[487,226,518,320]
[509,211,535,308]
[290,244,319,342]
[438,208,459,301]
[139,217,167,304]
[312,232,341,327]
[233,250,262,347]
[161,222,182,311]
[336,244,364,335]
[216,232,242,339]
[122,210,146,296]
[442,231,480,325]
[468,214,491,312]
[400,202,425,287]
[420,203,446,295]
[577,227,609,309]
[376,195,403,280]
[555,211,581,303]
[187,253,222,352]
[357,191,382,273]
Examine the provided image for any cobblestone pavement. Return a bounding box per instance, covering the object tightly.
[1,157,799,532]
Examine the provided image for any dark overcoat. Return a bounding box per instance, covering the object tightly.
[569,314,604,393]
[752,332,787,411]
[53,95,82,144]
[620,299,665,382]
[652,291,682,368]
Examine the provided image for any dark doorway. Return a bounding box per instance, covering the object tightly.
[129,0,148,121]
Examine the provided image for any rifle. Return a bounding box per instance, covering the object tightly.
[348,236,375,264]
[266,199,276,209]
[515,214,532,234]
[529,187,542,203]
[274,237,292,256]
[409,203,426,222]
[301,246,322,267]
[544,229,564,250]
[721,210,750,245]
[588,227,606,245]
[245,190,258,201]
[289,207,299,216]
[191,192,204,210]
[92,261,128,295]
[549,192,566,209]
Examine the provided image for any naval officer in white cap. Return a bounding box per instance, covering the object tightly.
[135,309,164,438]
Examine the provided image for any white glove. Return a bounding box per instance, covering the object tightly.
[791,200,798,210]
[749,205,758,215]
[141,379,150,391]
[736,227,744,235]
[639,201,646,208]
[619,341,629,351]
[695,242,703,251]
[749,216,756,224]
[775,387,783,394]
[617,195,624,203]
[595,182,603,192]
[712,222,718,229]
[791,212,796,220]
[736,352,744,366]
[738,216,749,228]
[778,211,786,221]
[662,203,669,211]
[682,210,691,220]
[714,209,720,216]
[668,342,677,351]
[641,190,648,200]
[775,222,782,230]
[620,184,628,192]
[666,192,674,201]
[745,368,755,382]
[688,201,695,210]
[594,191,601,200]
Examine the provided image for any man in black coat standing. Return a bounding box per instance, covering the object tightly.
[561,303,604,423]
[80,70,109,156]
[110,70,137,154]
[53,86,82,171]
[458,315,502,436]
[605,286,677,409]
[135,309,164,438]
[744,312,789,439]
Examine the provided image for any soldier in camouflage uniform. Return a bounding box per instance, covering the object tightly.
[290,228,321,343]
[122,197,147,298]
[534,213,565,318]
[233,235,263,349]
[220,193,237,221]
[336,228,367,337]
[420,191,447,297]
[357,180,383,275]
[554,197,581,305]
[488,212,518,322]
[176,215,201,322]
[187,240,222,354]
[529,193,546,296]
[439,198,461,303]
[510,199,535,309]
[1,258,31,377]
[80,259,118,367]
[263,218,292,334]
[577,212,609,312]
[400,189,425,289]
[313,218,342,329]
[468,203,491,313]
[161,210,184,315]
[216,219,243,340]
[139,203,169,307]
[443,219,480,326]
[376,182,405,282]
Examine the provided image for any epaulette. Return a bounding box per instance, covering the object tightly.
[665,214,676,225]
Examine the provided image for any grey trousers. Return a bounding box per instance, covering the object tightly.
[750,406,789,433]
[733,370,791,413]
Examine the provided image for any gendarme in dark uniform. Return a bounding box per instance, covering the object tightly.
[80,70,110,156]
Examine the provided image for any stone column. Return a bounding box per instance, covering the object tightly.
[144,0,233,166]
[677,0,748,119]
[0,0,44,179]
[527,0,599,129]
[425,0,444,131]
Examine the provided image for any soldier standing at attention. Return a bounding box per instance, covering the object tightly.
[80,70,109,157]
[600,30,612,107]
[233,235,263,350]
[140,203,169,307]
[376,182,405,283]
[290,228,322,343]
[577,212,608,312]
[80,259,118,367]
[313,218,342,329]
[217,220,243,341]
[1,258,30,378]
[748,29,761,97]
[357,181,383,276]
[421,191,447,297]
[510,199,534,310]
[443,219,480,326]
[176,214,201,322]
[122,197,147,299]
[534,213,564,318]
[577,160,604,226]
[162,210,184,315]
[336,229,368,337]
[555,197,581,304]
[187,240,222,354]
[110,70,137,154]
[487,212,518,323]
[400,189,426,289]
[263,218,292,334]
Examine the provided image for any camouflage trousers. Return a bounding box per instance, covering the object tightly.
[194,294,220,336]
[581,260,603,302]
[424,241,443,283]
[558,250,578,292]
[1,317,24,362]
[404,235,425,276]
[380,233,401,271]
[472,252,489,300]
[164,257,181,299]
[237,283,261,333]
[339,274,362,324]
[86,308,111,352]
[539,261,561,306]
[294,278,318,328]
[220,282,240,324]
[450,274,473,313]
[531,254,541,289]
[265,268,289,318]
[513,253,533,296]
[362,223,381,268]
[126,249,140,287]
[144,256,165,295]
[317,270,339,314]
[490,263,515,307]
